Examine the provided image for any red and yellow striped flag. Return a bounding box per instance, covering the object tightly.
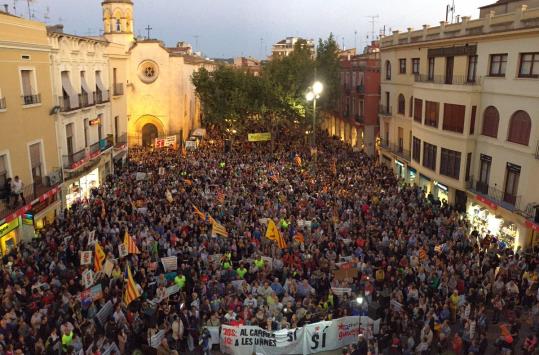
[266,219,287,249]
[123,264,140,306]
[124,231,140,254]
[94,242,106,272]
[193,205,206,221]
[210,217,228,237]
[216,190,225,204]
[294,231,305,244]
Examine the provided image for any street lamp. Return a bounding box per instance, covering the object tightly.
[305,81,323,149]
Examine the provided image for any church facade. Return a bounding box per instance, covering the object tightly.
[102,0,214,146]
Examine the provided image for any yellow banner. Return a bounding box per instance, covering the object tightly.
[248,132,271,142]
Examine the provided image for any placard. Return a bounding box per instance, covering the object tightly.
[80,251,92,265]
[103,260,114,276]
[248,132,271,142]
[82,269,94,289]
[161,256,178,272]
[118,244,128,258]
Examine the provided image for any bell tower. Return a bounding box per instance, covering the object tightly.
[102,0,134,47]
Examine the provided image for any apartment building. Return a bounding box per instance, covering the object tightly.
[48,26,116,208]
[329,44,380,156]
[0,11,62,253]
[270,37,315,60]
[379,1,539,250]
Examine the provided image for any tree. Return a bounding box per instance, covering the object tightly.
[315,33,341,112]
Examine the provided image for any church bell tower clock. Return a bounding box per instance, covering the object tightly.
[102,0,135,47]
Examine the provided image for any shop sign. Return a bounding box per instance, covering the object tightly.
[526,220,539,233]
[22,213,33,226]
[0,218,19,236]
[433,180,448,192]
[89,118,101,126]
[476,195,498,210]
[248,132,272,142]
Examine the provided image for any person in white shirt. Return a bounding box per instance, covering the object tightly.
[11,176,25,205]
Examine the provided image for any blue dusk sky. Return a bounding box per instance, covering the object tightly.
[18,0,493,58]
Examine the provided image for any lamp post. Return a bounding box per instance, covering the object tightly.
[305,81,323,149]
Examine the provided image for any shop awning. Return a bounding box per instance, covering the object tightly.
[61,72,79,108]
[81,76,94,104]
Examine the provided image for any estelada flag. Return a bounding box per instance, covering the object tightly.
[123,264,140,306]
[265,219,287,249]
[94,242,106,272]
[293,232,305,244]
[124,231,140,254]
[294,155,302,167]
[211,219,229,238]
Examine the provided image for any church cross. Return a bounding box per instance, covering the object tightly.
[145,25,153,39]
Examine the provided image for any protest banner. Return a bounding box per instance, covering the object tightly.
[80,251,92,265]
[220,316,362,355]
[248,132,271,142]
[205,326,220,347]
[166,284,180,297]
[161,256,177,272]
[330,287,352,297]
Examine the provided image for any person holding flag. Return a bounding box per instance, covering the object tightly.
[265,218,287,249]
[124,230,140,254]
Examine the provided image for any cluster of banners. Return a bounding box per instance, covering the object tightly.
[155,135,177,149]
[220,316,380,355]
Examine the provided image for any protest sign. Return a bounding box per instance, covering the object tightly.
[118,243,128,258]
[80,251,92,265]
[87,230,96,246]
[82,269,94,289]
[161,256,177,272]
[96,301,113,325]
[330,287,352,297]
[103,260,114,276]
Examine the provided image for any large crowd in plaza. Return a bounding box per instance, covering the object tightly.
[1,129,539,355]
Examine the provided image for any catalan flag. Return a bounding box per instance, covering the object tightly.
[211,218,229,238]
[123,264,140,306]
[294,231,305,244]
[124,231,140,254]
[216,190,225,204]
[266,219,287,249]
[193,205,206,221]
[294,155,302,167]
[94,242,106,272]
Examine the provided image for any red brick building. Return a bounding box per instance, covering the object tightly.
[328,43,380,156]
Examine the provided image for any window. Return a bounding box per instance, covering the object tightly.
[478,154,492,194]
[489,54,508,76]
[385,60,391,80]
[482,106,500,138]
[442,104,466,133]
[504,163,521,205]
[428,57,435,81]
[384,123,389,144]
[470,106,477,135]
[116,19,121,32]
[519,53,539,78]
[423,142,437,171]
[359,100,364,116]
[412,137,421,162]
[114,116,119,143]
[399,59,406,74]
[465,152,472,182]
[467,55,478,82]
[21,69,33,96]
[409,96,413,117]
[507,110,532,145]
[398,127,404,152]
[84,118,89,148]
[412,58,420,74]
[425,101,439,128]
[398,94,405,115]
[0,155,8,188]
[29,142,43,184]
[413,98,423,123]
[98,114,104,142]
[66,123,74,156]
[440,148,461,180]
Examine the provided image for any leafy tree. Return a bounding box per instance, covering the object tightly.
[315,33,341,111]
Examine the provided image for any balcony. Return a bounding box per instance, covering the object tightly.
[113,83,124,96]
[389,143,411,161]
[79,92,92,108]
[59,96,79,112]
[379,105,392,116]
[95,89,110,104]
[100,135,114,151]
[0,169,62,221]
[414,74,480,86]
[467,176,523,211]
[0,97,6,110]
[62,148,87,170]
[22,94,41,105]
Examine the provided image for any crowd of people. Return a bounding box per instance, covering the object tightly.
[0,129,538,355]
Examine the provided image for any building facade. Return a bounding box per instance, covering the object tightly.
[379,2,539,250]
[271,37,315,59]
[327,44,381,156]
[0,12,62,254]
[102,0,213,147]
[48,27,115,208]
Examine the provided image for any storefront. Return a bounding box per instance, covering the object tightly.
[0,218,20,256]
[432,180,449,204]
[65,167,100,208]
[419,174,431,194]
[467,195,525,251]
[408,167,417,185]
[395,159,405,180]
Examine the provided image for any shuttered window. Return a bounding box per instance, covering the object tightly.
[443,103,466,133]
[507,110,532,146]
[481,106,500,138]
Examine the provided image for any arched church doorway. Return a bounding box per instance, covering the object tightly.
[141,123,158,147]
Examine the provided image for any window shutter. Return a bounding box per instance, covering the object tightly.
[30,143,41,168]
